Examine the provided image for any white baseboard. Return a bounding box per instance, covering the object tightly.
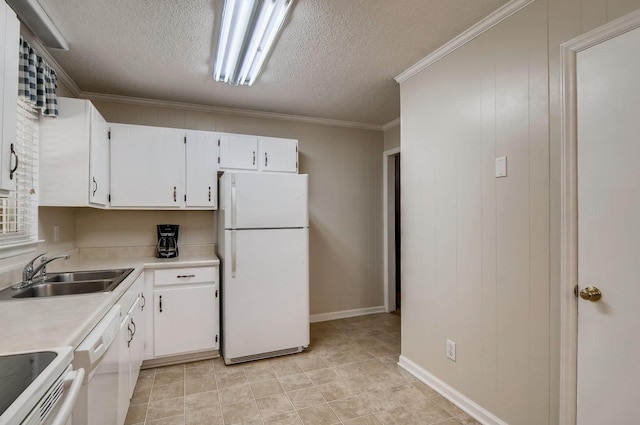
[309,306,386,323]
[398,355,508,425]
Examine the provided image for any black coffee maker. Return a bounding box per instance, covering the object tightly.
[156,224,179,258]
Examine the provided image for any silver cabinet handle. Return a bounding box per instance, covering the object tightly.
[130,318,136,336]
[9,143,18,180]
[252,151,256,165]
[173,186,177,202]
[159,295,163,313]
[208,186,211,202]
[177,274,196,278]
[92,177,97,196]
[265,152,268,167]
[140,293,146,310]
[127,324,133,347]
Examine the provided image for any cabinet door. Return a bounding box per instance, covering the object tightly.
[258,137,298,173]
[0,4,19,194]
[185,130,217,208]
[128,296,144,398]
[117,314,132,425]
[110,124,185,207]
[89,106,109,206]
[154,285,217,357]
[218,133,258,171]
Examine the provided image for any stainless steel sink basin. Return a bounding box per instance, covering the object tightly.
[0,268,134,300]
[45,269,132,283]
[12,280,114,298]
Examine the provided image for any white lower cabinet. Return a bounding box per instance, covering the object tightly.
[116,274,146,425]
[153,266,219,358]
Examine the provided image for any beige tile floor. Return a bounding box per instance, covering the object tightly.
[126,313,480,425]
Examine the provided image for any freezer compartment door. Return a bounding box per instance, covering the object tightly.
[222,228,309,361]
[220,172,308,229]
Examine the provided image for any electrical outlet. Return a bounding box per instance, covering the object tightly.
[53,225,60,242]
[446,339,456,362]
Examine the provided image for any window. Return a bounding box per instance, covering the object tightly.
[0,97,39,248]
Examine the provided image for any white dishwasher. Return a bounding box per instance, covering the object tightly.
[73,305,121,425]
[0,347,84,425]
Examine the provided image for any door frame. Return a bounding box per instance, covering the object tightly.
[383,147,400,313]
[559,9,640,425]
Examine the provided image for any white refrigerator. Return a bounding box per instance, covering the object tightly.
[217,172,309,365]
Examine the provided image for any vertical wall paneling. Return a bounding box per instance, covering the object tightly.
[399,2,550,424]
[526,2,551,424]
[399,0,640,424]
[480,43,498,412]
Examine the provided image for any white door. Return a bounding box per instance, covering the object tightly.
[116,314,131,425]
[153,285,217,357]
[258,137,298,173]
[89,106,109,206]
[218,133,258,170]
[220,172,308,229]
[127,296,143,398]
[576,25,640,424]
[185,130,218,208]
[110,124,185,207]
[222,228,309,361]
[0,4,19,194]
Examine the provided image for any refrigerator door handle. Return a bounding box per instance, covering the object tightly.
[231,174,237,229]
[231,231,237,278]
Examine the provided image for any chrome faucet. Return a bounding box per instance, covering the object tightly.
[16,253,70,289]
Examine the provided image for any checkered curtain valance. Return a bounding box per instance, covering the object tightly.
[18,36,58,117]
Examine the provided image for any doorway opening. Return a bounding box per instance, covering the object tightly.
[383,147,400,313]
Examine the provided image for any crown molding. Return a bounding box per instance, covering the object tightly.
[81,92,385,132]
[382,118,400,131]
[395,0,535,83]
[20,24,385,132]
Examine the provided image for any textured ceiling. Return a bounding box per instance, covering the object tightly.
[35,0,509,127]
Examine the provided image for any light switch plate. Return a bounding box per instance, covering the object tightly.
[446,339,456,362]
[495,156,507,178]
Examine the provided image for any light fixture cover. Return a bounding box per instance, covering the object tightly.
[213,0,293,86]
[6,0,68,50]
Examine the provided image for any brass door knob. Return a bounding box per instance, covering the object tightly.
[579,286,602,302]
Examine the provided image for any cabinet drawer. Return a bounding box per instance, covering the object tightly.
[154,267,216,286]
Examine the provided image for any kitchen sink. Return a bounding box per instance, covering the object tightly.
[12,280,115,298]
[0,268,134,300]
[44,269,132,283]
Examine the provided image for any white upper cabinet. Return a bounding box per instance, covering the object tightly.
[258,137,298,173]
[110,123,185,208]
[218,133,258,171]
[218,133,299,173]
[185,130,218,208]
[89,107,109,206]
[40,97,110,207]
[0,3,19,196]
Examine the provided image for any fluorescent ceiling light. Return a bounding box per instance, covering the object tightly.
[213,0,293,86]
[6,0,68,50]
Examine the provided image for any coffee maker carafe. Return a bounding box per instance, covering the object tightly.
[156,224,179,258]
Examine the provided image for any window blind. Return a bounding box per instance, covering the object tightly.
[0,97,39,245]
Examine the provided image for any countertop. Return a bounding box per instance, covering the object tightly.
[0,254,219,355]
